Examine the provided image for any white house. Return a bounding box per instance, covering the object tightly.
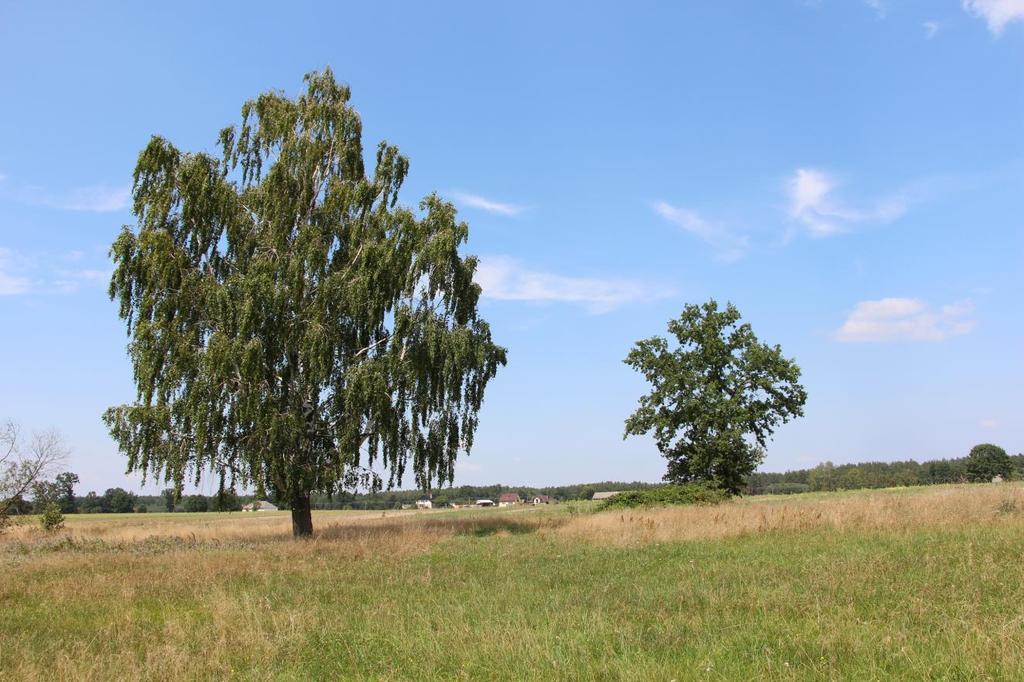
[476,499,495,507]
[241,500,279,512]
[498,492,522,507]
[416,496,433,509]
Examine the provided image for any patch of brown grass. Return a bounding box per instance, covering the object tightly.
[557,482,1024,545]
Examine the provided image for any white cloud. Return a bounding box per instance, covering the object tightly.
[0,175,130,213]
[52,268,111,293]
[57,186,131,212]
[923,20,940,38]
[980,418,1000,429]
[962,0,1024,35]
[0,248,31,295]
[864,0,887,18]
[787,168,906,237]
[474,256,673,314]
[835,298,975,343]
[451,192,525,216]
[0,248,111,296]
[653,201,750,262]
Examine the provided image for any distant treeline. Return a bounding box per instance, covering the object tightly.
[11,450,1023,515]
[306,482,658,510]
[746,453,1024,495]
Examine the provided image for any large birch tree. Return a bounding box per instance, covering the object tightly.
[104,70,507,536]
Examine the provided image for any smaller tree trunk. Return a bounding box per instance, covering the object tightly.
[291,493,313,537]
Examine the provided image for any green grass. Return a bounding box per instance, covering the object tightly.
[3,486,1024,680]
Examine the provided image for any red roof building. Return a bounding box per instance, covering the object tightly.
[497,492,521,506]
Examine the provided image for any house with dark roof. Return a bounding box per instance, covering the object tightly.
[497,492,522,507]
[531,495,553,505]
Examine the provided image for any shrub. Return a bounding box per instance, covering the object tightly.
[597,483,730,510]
[134,504,148,513]
[40,502,65,531]
[762,482,810,495]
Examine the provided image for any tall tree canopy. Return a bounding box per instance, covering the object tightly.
[965,443,1012,482]
[104,70,507,536]
[624,300,807,494]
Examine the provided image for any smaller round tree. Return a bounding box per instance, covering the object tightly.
[966,443,1012,482]
[624,300,807,494]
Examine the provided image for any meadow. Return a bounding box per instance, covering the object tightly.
[3,484,1024,680]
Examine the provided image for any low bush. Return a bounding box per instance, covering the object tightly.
[761,482,810,495]
[39,503,65,531]
[597,483,730,510]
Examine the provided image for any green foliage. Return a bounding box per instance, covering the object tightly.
[39,502,64,531]
[30,471,78,514]
[161,488,176,512]
[134,504,149,513]
[54,472,78,513]
[597,483,730,510]
[103,69,506,535]
[105,488,138,513]
[212,487,241,512]
[183,495,209,513]
[966,443,1012,482]
[76,488,139,514]
[760,482,810,495]
[624,300,807,494]
[79,491,103,513]
[747,457,976,494]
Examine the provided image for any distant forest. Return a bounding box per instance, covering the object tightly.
[13,450,1021,514]
[746,452,1024,495]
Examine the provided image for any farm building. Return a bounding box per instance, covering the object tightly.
[498,493,522,507]
[416,496,433,509]
[531,495,553,505]
[591,491,621,501]
[241,500,278,512]
[476,499,495,507]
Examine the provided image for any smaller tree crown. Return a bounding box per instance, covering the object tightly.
[624,300,807,493]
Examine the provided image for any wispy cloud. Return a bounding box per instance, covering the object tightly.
[653,201,750,262]
[980,418,1000,429]
[787,168,906,238]
[475,256,674,314]
[923,20,940,38]
[0,247,110,296]
[864,0,887,18]
[962,0,1024,35]
[451,192,525,217]
[0,175,130,213]
[55,186,131,212]
[0,248,31,296]
[835,298,975,343]
[52,268,111,294]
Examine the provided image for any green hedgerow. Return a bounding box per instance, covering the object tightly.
[597,483,730,510]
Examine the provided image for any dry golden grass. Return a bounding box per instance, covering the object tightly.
[557,482,1024,545]
[4,483,1024,680]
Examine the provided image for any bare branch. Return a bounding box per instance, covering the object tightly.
[0,425,69,516]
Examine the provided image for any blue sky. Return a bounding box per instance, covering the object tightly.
[1,1,1021,495]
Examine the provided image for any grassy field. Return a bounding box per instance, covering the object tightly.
[3,484,1024,680]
